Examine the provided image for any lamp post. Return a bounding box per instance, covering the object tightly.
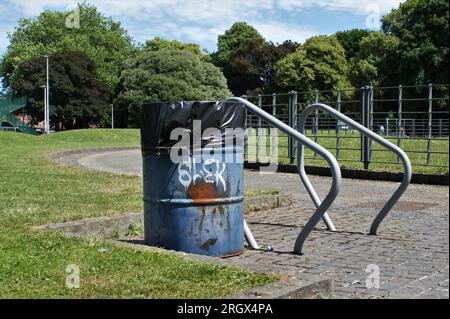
[44,55,50,134]
[111,104,114,129]
[40,85,47,133]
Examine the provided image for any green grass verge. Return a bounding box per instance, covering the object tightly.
[248,129,449,175]
[0,129,275,298]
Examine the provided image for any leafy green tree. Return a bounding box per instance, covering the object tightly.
[226,39,266,96]
[335,29,372,60]
[115,50,231,127]
[213,22,266,67]
[348,59,379,88]
[274,35,350,93]
[382,0,449,84]
[349,32,400,87]
[227,39,299,95]
[273,49,314,93]
[11,51,112,129]
[1,3,137,89]
[211,22,266,95]
[261,40,300,94]
[144,37,204,58]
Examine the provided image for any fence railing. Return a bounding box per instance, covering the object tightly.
[244,84,449,171]
[0,126,19,132]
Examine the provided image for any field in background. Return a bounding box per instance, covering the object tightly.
[0,129,274,298]
[247,129,449,175]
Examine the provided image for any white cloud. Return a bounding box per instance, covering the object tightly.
[251,21,318,44]
[7,0,76,17]
[277,0,404,15]
[1,0,406,53]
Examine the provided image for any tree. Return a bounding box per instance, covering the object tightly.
[335,29,372,60]
[115,50,231,127]
[211,22,266,95]
[349,32,400,87]
[228,39,299,95]
[274,35,350,93]
[144,37,205,58]
[213,22,266,67]
[11,51,112,130]
[382,0,449,84]
[1,3,137,89]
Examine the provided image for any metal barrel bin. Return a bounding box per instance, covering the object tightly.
[142,145,244,257]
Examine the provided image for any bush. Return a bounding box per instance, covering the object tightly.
[115,50,231,127]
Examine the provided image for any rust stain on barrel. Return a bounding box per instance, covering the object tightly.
[187,183,221,204]
[220,249,244,258]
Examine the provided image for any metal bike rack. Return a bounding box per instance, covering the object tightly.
[226,97,342,254]
[298,103,412,237]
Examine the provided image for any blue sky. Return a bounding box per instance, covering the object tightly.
[0,0,405,55]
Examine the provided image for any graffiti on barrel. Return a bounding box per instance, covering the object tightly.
[178,158,227,191]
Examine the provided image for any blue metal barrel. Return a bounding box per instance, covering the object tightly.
[143,146,244,257]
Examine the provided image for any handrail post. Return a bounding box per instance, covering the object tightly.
[298,114,337,232]
[257,94,263,163]
[288,91,297,164]
[272,93,277,116]
[362,86,371,170]
[397,85,403,163]
[426,84,433,165]
[271,93,277,160]
[360,88,366,165]
[313,90,319,159]
[244,220,259,250]
[336,89,341,160]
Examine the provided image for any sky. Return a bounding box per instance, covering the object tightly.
[0,0,405,55]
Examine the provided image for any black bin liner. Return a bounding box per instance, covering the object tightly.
[140,101,246,152]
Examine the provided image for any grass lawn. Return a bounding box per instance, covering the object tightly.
[0,129,275,298]
[248,129,449,175]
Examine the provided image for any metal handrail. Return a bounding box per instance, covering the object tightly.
[0,95,26,114]
[299,103,412,235]
[226,97,342,254]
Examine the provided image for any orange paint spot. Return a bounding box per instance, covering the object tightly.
[187,183,221,204]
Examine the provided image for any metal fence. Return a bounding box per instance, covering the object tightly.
[0,126,19,132]
[243,84,449,170]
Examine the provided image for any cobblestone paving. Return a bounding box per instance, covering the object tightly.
[224,195,449,299]
[57,149,449,299]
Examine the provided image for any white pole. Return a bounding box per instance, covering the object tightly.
[111,105,114,129]
[43,85,47,132]
[45,55,50,134]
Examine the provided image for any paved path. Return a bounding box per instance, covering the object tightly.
[55,149,449,299]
